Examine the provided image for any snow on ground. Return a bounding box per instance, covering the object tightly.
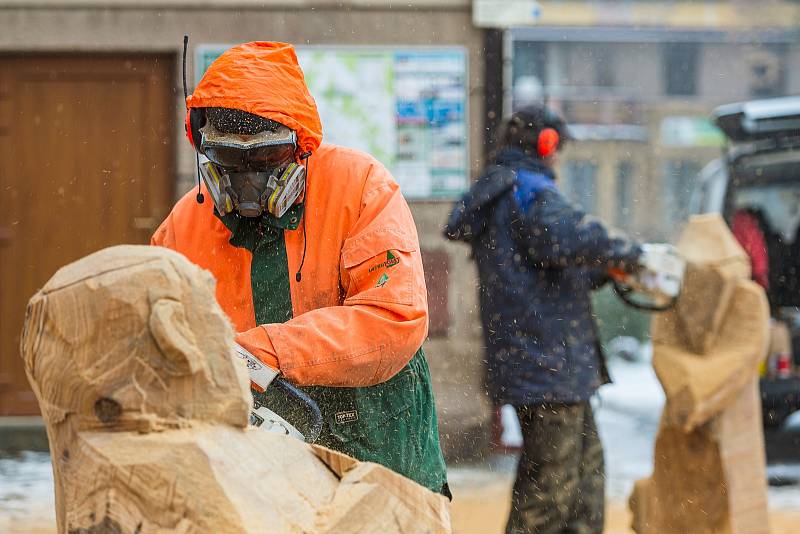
[0,451,55,532]
[766,462,800,510]
[596,357,664,501]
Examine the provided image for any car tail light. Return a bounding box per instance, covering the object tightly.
[776,352,792,379]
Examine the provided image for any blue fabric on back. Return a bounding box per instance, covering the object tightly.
[514,168,558,215]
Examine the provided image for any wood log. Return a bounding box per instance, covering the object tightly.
[630,375,769,534]
[20,245,451,533]
[653,279,769,431]
[659,213,751,355]
[629,214,770,534]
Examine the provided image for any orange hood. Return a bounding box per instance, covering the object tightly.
[187,42,323,154]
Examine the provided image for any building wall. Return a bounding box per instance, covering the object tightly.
[558,140,652,236]
[513,32,800,241]
[534,0,800,30]
[0,1,493,457]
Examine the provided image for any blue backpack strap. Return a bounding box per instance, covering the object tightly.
[513,168,558,215]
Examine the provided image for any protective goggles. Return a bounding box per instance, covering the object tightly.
[199,122,298,172]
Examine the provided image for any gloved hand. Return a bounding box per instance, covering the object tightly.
[608,243,685,311]
[233,341,279,393]
[637,243,685,299]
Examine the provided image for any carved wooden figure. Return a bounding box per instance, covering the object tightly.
[629,215,771,534]
[21,245,450,533]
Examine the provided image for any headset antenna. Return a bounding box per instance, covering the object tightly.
[183,34,204,204]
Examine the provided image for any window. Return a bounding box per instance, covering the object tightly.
[663,43,698,96]
[747,44,787,98]
[664,159,701,229]
[513,41,548,86]
[512,41,548,109]
[616,161,634,228]
[594,44,615,88]
[564,160,598,214]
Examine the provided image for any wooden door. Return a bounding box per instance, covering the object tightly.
[0,55,175,415]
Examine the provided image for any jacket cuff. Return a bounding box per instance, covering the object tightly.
[263,323,291,371]
[235,326,279,370]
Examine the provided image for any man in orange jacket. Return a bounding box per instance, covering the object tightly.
[152,42,448,495]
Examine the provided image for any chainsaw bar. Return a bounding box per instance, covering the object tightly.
[249,403,305,441]
[233,343,323,443]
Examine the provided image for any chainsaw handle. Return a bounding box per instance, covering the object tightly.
[270,377,324,444]
[612,280,677,312]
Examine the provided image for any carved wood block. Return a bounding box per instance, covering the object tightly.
[630,215,769,534]
[20,245,450,533]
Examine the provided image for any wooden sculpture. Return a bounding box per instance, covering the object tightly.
[629,214,771,534]
[20,245,450,533]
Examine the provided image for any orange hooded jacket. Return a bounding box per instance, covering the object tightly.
[152,42,429,387]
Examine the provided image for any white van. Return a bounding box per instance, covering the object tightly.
[691,96,800,429]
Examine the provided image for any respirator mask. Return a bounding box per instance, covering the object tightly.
[197,119,306,218]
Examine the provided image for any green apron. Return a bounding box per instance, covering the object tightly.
[219,209,448,492]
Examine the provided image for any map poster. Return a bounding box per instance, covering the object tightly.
[195,45,469,200]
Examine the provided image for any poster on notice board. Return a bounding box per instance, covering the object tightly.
[196,45,469,200]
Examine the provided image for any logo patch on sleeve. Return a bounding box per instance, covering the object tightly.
[385,250,400,267]
[335,410,359,424]
[368,250,401,273]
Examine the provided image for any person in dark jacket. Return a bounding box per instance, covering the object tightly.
[445,104,642,534]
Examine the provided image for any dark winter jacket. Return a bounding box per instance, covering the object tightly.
[444,148,641,405]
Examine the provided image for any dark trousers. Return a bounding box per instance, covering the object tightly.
[505,402,605,534]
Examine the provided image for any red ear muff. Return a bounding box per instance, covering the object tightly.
[186,107,206,151]
[184,111,194,147]
[537,128,559,158]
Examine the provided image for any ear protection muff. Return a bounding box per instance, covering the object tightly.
[537,127,560,158]
[186,107,206,151]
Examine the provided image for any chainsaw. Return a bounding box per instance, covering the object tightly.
[233,344,323,443]
[609,243,686,312]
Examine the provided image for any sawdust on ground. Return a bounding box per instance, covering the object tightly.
[449,475,800,534]
[5,468,800,533]
[5,489,800,534]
